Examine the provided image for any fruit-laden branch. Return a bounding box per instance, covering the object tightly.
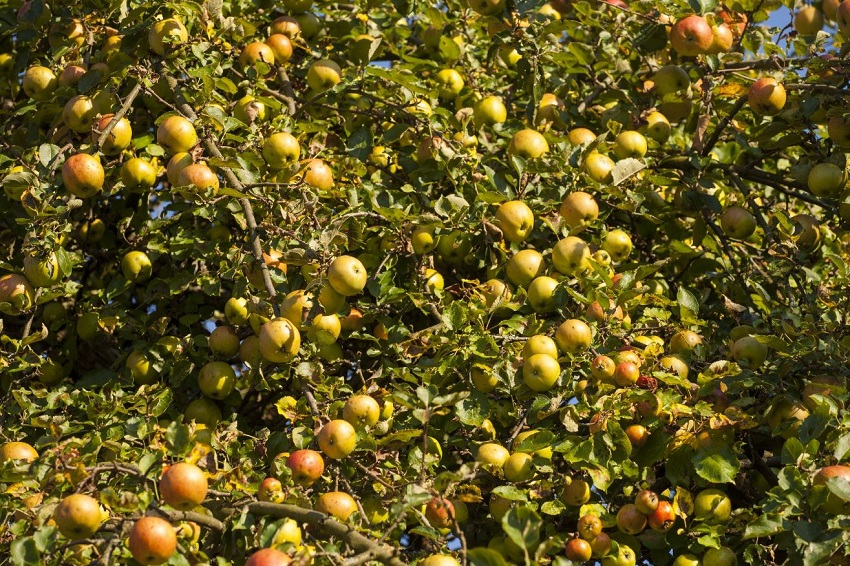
[91,81,143,154]
[246,502,406,566]
[160,72,280,314]
[150,508,226,531]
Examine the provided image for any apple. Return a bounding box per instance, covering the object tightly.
[22,65,57,100]
[653,65,690,96]
[177,163,219,194]
[719,10,748,37]
[808,162,846,197]
[802,376,844,410]
[828,115,850,147]
[121,158,158,191]
[552,235,590,276]
[589,532,612,558]
[425,497,455,528]
[266,33,293,65]
[435,69,464,99]
[616,503,646,535]
[93,114,132,155]
[634,489,658,514]
[705,22,734,54]
[503,452,535,482]
[198,361,236,400]
[148,18,187,55]
[670,15,714,56]
[748,78,786,116]
[328,255,367,296]
[838,0,850,35]
[309,313,341,344]
[767,396,809,438]
[602,230,633,262]
[234,95,267,124]
[508,129,549,159]
[601,544,636,566]
[824,0,841,20]
[23,252,61,288]
[307,59,342,92]
[562,478,591,506]
[281,290,313,329]
[411,225,439,254]
[523,353,561,392]
[672,554,700,566]
[62,153,104,198]
[240,42,275,72]
[560,191,599,230]
[471,366,499,393]
[209,326,240,358]
[527,276,559,313]
[704,547,738,566]
[555,319,591,354]
[583,151,615,184]
[591,355,616,383]
[126,350,158,385]
[513,429,553,459]
[537,93,566,127]
[157,115,198,154]
[480,278,512,309]
[54,494,103,540]
[129,516,177,565]
[647,499,675,531]
[565,537,592,561]
[166,152,193,185]
[122,250,152,282]
[316,491,358,521]
[225,297,249,325]
[245,548,292,566]
[467,0,506,16]
[568,127,596,145]
[523,335,559,359]
[813,465,850,513]
[669,329,702,355]
[301,158,334,190]
[473,96,507,127]
[259,318,301,362]
[720,205,756,239]
[495,200,534,243]
[271,16,301,38]
[693,488,732,524]
[659,355,689,379]
[577,512,603,540]
[422,556,460,566]
[184,398,222,428]
[476,442,510,470]
[613,131,647,159]
[343,394,380,428]
[644,111,672,143]
[317,419,357,459]
[58,64,86,88]
[613,362,640,387]
[0,441,38,464]
[160,462,208,510]
[730,335,768,369]
[506,249,545,288]
[286,449,325,486]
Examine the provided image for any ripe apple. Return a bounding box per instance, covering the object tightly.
[634,489,659,514]
[233,95,267,124]
[422,556,460,566]
[245,548,292,566]
[148,18,187,55]
[129,516,177,565]
[813,465,850,513]
[59,64,86,88]
[328,255,367,296]
[523,335,559,360]
[568,127,596,146]
[560,191,599,230]
[122,251,152,282]
[301,158,334,190]
[613,362,639,387]
[0,441,38,464]
[121,158,158,191]
[160,462,208,510]
[308,313,341,344]
[166,152,193,185]
[719,10,748,37]
[601,544,636,566]
[271,16,301,38]
[503,452,535,482]
[730,335,768,369]
[495,200,534,243]
[591,355,616,383]
[473,96,507,127]
[307,59,342,92]
[613,131,647,159]
[824,0,841,20]
[157,115,198,154]
[720,205,756,239]
[537,92,566,127]
[259,318,301,363]
[316,491,358,521]
[552,236,590,276]
[286,449,325,486]
[669,329,702,356]
[177,163,219,194]
[693,488,732,524]
[583,152,615,183]
[828,115,850,147]
[648,499,675,531]
[555,319,591,354]
[62,153,105,198]
[659,355,689,379]
[527,276,559,313]
[411,225,439,254]
[808,162,846,197]
[425,497,455,527]
[209,326,240,358]
[126,350,158,385]
[508,129,549,159]
[93,114,132,155]
[476,442,510,470]
[343,394,380,428]
[22,65,57,100]
[748,78,786,116]
[602,230,633,262]
[281,290,313,329]
[506,249,545,288]
[523,353,561,392]
[266,33,293,65]
[589,532,612,558]
[707,23,734,54]
[802,376,844,410]
[240,42,275,71]
[565,538,592,561]
[54,494,103,540]
[616,503,647,534]
[672,554,700,566]
[670,15,714,56]
[184,398,222,428]
[767,396,809,438]
[562,478,591,506]
[435,68,464,99]
[317,419,357,459]
[577,512,603,540]
[225,297,249,325]
[198,361,236,400]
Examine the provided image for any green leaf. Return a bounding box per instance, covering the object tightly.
[11,537,38,566]
[492,485,528,501]
[468,548,510,566]
[834,432,850,462]
[826,476,850,502]
[502,505,541,554]
[743,513,786,541]
[456,391,490,426]
[693,444,739,484]
[513,429,555,453]
[677,286,700,315]
[37,144,59,168]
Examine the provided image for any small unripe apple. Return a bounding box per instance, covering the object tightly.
[22,65,57,100]
[473,96,507,127]
[434,68,464,99]
[808,162,846,197]
[263,132,301,169]
[121,158,158,191]
[307,59,342,92]
[122,251,152,282]
[720,205,757,239]
[612,131,647,159]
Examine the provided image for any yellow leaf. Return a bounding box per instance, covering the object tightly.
[673,487,693,518]
[716,83,748,98]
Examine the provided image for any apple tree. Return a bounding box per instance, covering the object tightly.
[2,0,850,564]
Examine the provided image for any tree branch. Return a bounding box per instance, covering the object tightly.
[91,82,143,154]
[148,508,226,532]
[701,95,747,156]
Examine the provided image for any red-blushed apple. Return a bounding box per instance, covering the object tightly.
[286,449,325,486]
[670,15,714,56]
[315,491,358,521]
[159,462,208,510]
[245,548,292,566]
[616,503,647,534]
[748,78,786,116]
[129,516,177,565]
[317,419,357,459]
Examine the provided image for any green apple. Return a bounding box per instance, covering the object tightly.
[495,200,534,243]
